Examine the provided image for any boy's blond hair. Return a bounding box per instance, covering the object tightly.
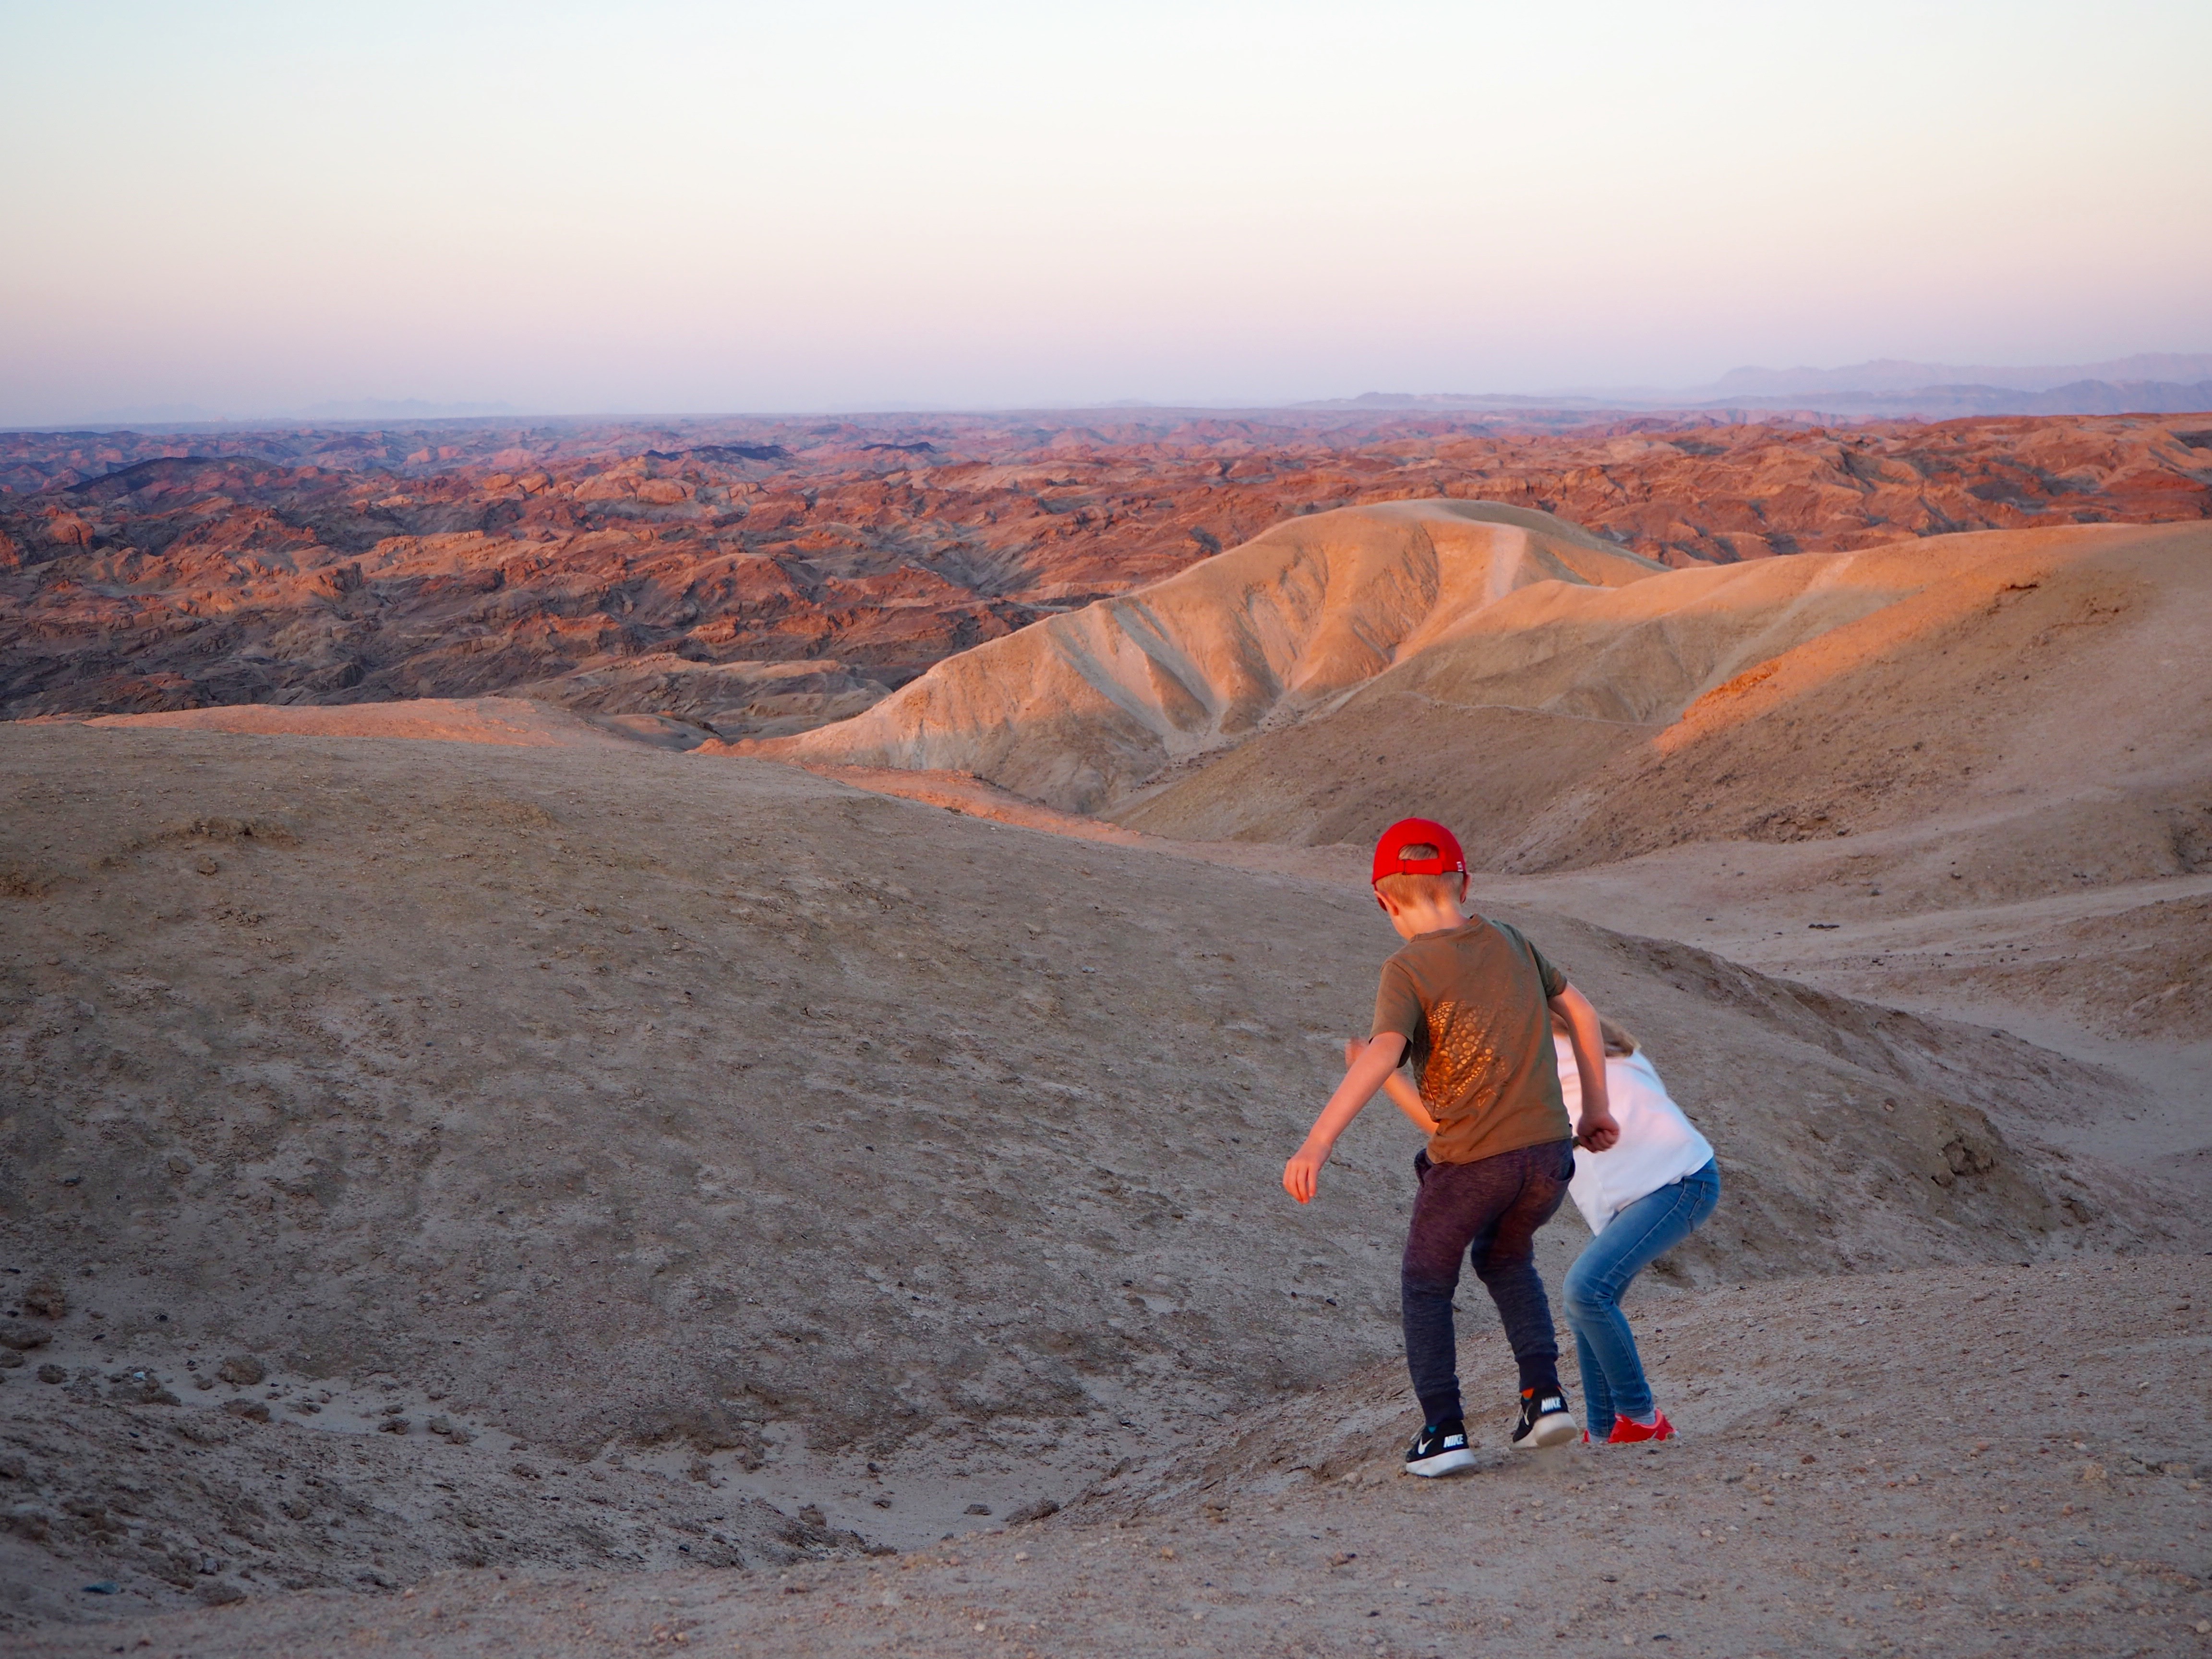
[1374,869,1466,906]
[1372,843,1466,907]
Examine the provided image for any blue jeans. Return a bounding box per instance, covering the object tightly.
[1562,1160,1720,1438]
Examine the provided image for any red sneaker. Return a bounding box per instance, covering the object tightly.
[1605,1409,1675,1444]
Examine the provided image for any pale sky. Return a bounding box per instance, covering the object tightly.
[3,0,2208,423]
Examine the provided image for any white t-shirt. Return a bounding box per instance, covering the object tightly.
[1553,1034,1715,1237]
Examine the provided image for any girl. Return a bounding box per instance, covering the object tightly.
[1549,1012,1718,1443]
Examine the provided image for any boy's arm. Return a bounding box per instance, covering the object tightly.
[1550,983,1620,1153]
[1343,1036,1440,1135]
[1284,1032,1410,1203]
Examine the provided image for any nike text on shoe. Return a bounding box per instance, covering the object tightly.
[1404,1419,1478,1478]
[1605,1409,1675,1444]
[1511,1389,1578,1450]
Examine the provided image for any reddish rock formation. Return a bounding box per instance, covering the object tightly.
[1,410,2206,724]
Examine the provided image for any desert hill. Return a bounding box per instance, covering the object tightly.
[1110,519,2212,881]
[2,721,2194,1631]
[773,511,2212,893]
[2,412,2206,727]
[760,502,1666,811]
[763,505,2212,1208]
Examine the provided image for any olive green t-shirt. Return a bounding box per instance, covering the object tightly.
[1370,916,1573,1166]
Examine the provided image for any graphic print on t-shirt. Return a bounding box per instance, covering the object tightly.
[1418,998,1506,1118]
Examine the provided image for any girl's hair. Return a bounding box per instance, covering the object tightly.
[1551,1009,1640,1057]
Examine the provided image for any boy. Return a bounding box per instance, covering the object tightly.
[1283,817,1618,1476]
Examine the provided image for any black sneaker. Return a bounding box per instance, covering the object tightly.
[1403,1418,1477,1478]
[1511,1387,1577,1450]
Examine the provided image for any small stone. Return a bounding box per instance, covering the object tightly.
[798,1505,826,1527]
[195,857,219,876]
[0,1350,23,1370]
[215,1355,265,1386]
[81,1581,120,1595]
[378,1417,410,1434]
[195,1578,248,1606]
[21,1280,65,1320]
[0,1325,52,1352]
[965,1503,991,1515]
[221,1399,271,1423]
[36,1364,65,1384]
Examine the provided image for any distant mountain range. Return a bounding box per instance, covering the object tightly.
[1307,354,2212,419]
[32,357,2212,433]
[1693,353,2212,398]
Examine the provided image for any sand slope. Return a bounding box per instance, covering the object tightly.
[3,724,2196,1629]
[764,502,1665,812]
[79,696,705,751]
[14,1256,2207,1657]
[1112,520,2212,871]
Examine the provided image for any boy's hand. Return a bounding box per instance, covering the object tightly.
[1286,1031,1405,1205]
[1576,1108,1621,1153]
[1283,1144,1326,1204]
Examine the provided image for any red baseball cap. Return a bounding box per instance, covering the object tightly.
[1371,817,1467,887]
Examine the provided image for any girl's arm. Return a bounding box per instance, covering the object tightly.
[1344,1035,1440,1134]
[1549,983,1620,1152]
[1283,1032,1409,1203]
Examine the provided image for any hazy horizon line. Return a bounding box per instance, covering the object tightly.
[12,349,2209,435]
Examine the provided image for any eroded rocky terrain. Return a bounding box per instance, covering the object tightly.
[2,411,2206,728]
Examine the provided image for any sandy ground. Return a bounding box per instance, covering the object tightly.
[80,695,709,751]
[1462,842,2212,1210]
[4,720,2206,1655]
[13,1257,2207,1658]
